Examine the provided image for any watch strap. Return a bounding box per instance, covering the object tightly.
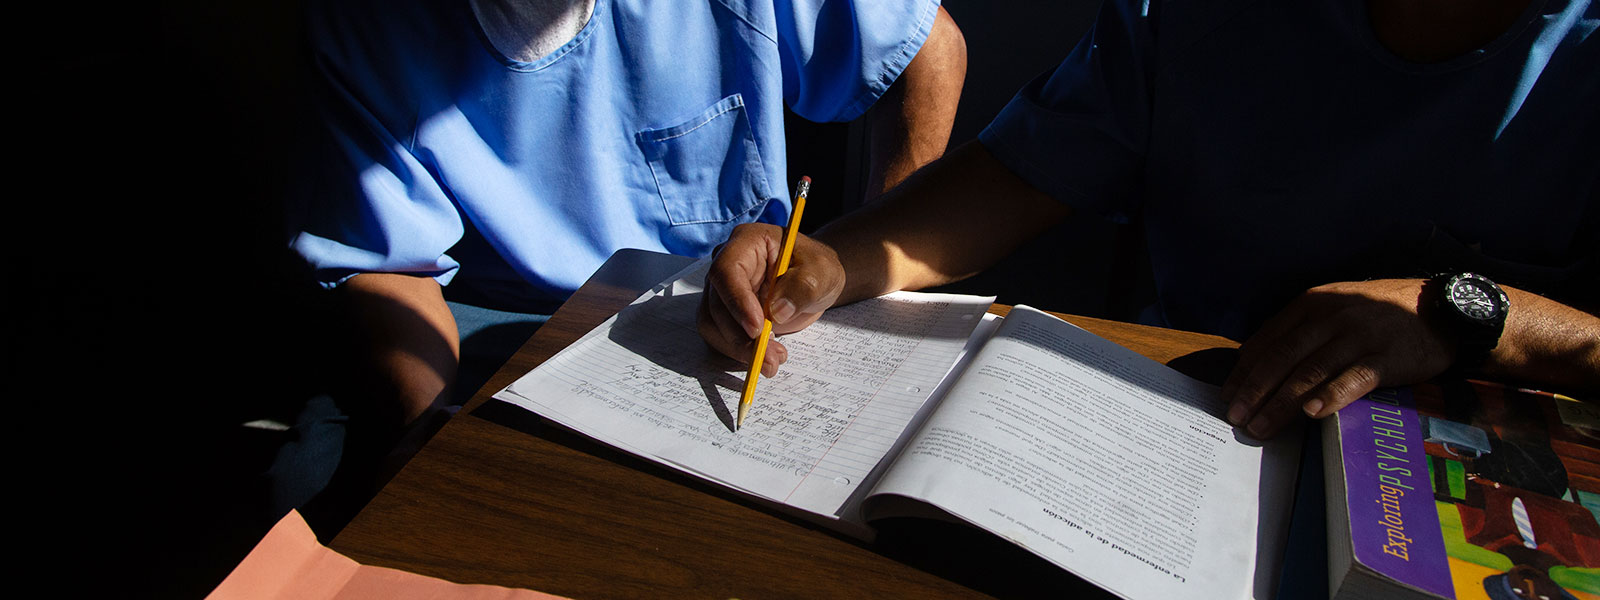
[1431,272,1508,372]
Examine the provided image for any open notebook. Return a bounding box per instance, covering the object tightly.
[494,260,1300,600]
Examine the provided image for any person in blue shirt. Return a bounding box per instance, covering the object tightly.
[291,0,967,430]
[699,0,1598,440]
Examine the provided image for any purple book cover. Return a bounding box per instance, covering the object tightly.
[1338,386,1454,597]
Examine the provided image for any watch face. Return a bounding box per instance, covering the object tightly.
[1448,274,1505,321]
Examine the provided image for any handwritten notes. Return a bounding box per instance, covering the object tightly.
[495,261,992,518]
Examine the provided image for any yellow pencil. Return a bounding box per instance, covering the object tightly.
[736,176,810,430]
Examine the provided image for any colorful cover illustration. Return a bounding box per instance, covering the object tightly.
[1339,380,1600,600]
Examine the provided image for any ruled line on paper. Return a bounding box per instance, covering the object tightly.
[496,260,993,517]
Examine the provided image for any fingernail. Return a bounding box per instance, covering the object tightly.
[1227,403,1248,425]
[1303,399,1324,417]
[770,298,796,323]
[1247,416,1268,439]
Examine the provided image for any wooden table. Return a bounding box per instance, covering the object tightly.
[330,249,1243,598]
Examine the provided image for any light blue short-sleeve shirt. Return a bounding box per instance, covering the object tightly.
[292,0,939,313]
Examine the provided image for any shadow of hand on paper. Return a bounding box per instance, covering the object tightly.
[1165,347,1272,447]
[607,288,746,432]
[702,378,738,433]
[604,261,984,434]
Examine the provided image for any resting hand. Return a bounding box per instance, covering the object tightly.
[1222,279,1453,439]
[698,223,846,376]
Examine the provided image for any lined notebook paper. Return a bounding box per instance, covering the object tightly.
[495,260,992,518]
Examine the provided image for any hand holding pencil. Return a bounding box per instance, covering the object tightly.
[697,178,850,423]
[732,177,811,429]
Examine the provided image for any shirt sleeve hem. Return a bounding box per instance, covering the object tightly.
[828,0,941,123]
[312,268,457,291]
[978,122,1092,209]
[978,104,1132,225]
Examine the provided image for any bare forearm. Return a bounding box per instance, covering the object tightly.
[1484,286,1600,392]
[341,272,460,425]
[816,140,1069,304]
[864,6,966,198]
[1222,278,1598,440]
[698,141,1066,374]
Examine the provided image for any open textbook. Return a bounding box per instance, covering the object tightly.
[494,261,1301,600]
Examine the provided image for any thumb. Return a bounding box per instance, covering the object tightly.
[765,238,843,334]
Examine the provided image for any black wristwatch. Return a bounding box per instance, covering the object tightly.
[1432,272,1510,371]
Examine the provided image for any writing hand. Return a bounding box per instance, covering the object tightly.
[698,223,845,376]
[1221,279,1454,439]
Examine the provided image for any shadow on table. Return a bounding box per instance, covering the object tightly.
[873,517,1119,598]
[1165,347,1238,387]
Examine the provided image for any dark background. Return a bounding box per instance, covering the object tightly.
[28,1,1141,596]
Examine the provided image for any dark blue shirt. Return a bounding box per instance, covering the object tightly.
[981,0,1598,340]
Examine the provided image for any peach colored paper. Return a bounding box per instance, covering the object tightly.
[208,510,568,600]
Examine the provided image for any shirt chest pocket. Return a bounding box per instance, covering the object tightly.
[637,94,770,225]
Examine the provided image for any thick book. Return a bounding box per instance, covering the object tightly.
[494,260,1300,600]
[1324,380,1600,600]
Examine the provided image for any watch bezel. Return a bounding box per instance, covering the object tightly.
[1443,272,1510,326]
